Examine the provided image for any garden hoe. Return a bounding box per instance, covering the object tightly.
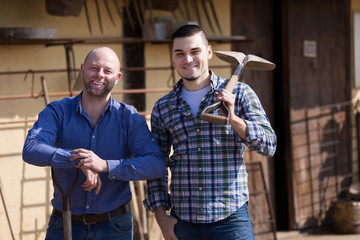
[200,51,276,124]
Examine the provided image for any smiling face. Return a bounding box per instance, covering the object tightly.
[172,32,212,85]
[81,47,121,98]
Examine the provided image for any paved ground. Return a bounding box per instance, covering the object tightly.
[277,231,360,240]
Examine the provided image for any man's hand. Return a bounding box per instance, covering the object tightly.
[214,89,236,119]
[81,168,102,194]
[70,148,109,173]
[215,89,247,140]
[155,207,178,240]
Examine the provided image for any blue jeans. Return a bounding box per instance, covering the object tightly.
[173,203,255,240]
[45,211,133,240]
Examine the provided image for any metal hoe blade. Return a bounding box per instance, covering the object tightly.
[200,51,275,124]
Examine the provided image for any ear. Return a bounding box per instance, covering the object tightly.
[80,64,85,77]
[115,72,122,84]
[208,45,213,60]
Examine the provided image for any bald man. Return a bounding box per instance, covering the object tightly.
[23,47,166,240]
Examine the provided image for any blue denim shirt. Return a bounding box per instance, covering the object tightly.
[23,93,166,215]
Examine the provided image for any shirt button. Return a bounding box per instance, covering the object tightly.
[196,129,200,132]
[92,135,95,139]
[198,167,202,171]
[197,148,201,151]
[86,205,90,209]
[199,187,203,191]
[112,176,116,179]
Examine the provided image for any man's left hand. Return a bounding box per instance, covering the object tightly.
[70,148,109,173]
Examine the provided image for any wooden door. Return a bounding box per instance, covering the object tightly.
[283,0,352,229]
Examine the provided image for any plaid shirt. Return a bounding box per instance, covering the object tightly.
[143,71,276,223]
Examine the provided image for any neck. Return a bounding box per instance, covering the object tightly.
[81,91,111,126]
[183,74,211,91]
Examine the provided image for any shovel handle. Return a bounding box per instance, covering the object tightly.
[224,64,243,92]
[51,167,79,240]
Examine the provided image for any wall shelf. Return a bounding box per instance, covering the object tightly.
[0,35,252,46]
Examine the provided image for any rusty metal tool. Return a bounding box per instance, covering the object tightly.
[133,0,149,37]
[104,0,116,27]
[191,0,202,27]
[130,182,145,240]
[84,0,92,34]
[113,0,123,20]
[207,0,222,34]
[125,0,136,31]
[200,51,275,124]
[145,0,156,36]
[0,177,17,240]
[201,0,215,34]
[94,0,103,34]
[177,0,187,21]
[183,0,191,21]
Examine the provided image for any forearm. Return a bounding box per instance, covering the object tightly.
[23,138,76,168]
[228,114,247,140]
[243,119,277,157]
[107,152,166,181]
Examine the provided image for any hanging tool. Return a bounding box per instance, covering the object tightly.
[348,100,360,200]
[200,51,275,124]
[84,0,92,34]
[104,0,116,27]
[183,0,191,21]
[135,181,148,234]
[133,0,150,37]
[145,0,156,36]
[40,76,50,106]
[124,0,136,31]
[201,0,215,34]
[24,70,35,98]
[207,0,222,34]
[94,0,103,34]
[177,0,187,21]
[64,44,76,97]
[130,182,145,240]
[113,0,123,21]
[0,177,17,240]
[191,0,202,27]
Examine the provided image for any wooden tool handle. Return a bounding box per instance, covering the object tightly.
[199,113,227,124]
[224,64,242,92]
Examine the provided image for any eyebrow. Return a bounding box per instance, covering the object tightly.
[173,47,202,53]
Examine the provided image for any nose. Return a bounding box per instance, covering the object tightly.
[97,68,105,78]
[184,54,193,63]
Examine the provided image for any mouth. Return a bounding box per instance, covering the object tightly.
[182,65,197,70]
[91,80,105,87]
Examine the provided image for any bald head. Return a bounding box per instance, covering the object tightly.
[84,47,120,72]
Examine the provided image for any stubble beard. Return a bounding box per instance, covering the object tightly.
[85,81,114,97]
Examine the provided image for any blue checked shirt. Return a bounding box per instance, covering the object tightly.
[23,93,166,215]
[143,71,277,223]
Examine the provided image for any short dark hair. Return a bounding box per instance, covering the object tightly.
[171,24,209,46]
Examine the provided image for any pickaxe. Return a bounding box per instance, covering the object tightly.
[200,51,275,124]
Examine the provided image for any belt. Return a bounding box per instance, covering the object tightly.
[52,201,131,225]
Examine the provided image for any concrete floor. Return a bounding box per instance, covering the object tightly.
[277,231,360,240]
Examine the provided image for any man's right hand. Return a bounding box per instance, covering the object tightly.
[155,207,178,240]
[81,168,102,194]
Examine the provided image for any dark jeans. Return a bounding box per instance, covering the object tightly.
[45,211,133,240]
[173,203,255,240]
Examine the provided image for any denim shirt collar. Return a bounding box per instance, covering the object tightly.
[76,91,114,114]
